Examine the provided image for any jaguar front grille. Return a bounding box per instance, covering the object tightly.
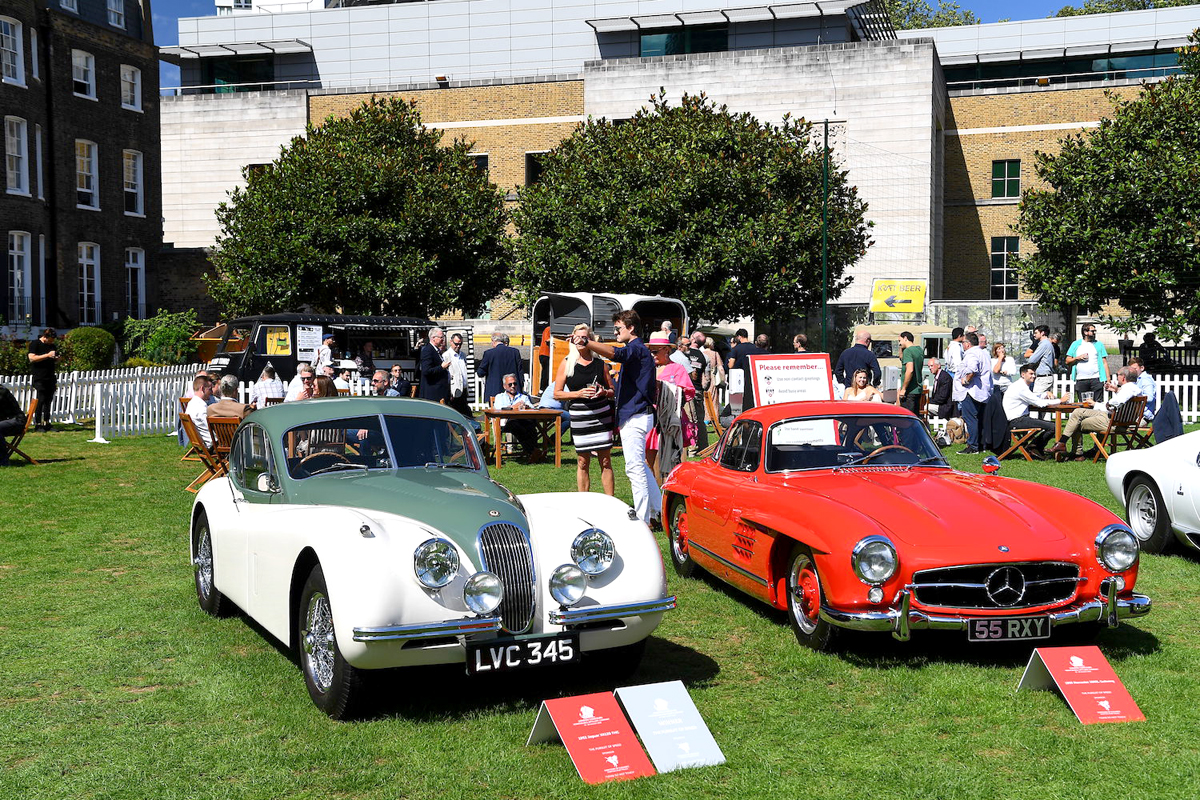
[910,562,1082,610]
[478,522,536,633]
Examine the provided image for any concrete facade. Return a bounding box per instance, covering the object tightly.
[584,38,945,305]
[161,90,309,249]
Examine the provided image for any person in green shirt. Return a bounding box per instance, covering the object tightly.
[898,331,925,414]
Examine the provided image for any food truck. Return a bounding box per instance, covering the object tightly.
[529,293,688,391]
[207,314,434,385]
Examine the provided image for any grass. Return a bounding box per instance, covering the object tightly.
[3,426,1200,799]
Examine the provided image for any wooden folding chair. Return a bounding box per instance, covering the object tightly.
[696,389,726,459]
[998,427,1040,461]
[207,417,241,473]
[263,396,284,406]
[4,398,39,465]
[179,397,204,462]
[1088,396,1147,462]
[179,413,225,493]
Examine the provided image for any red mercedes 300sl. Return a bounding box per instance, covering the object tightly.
[662,401,1151,650]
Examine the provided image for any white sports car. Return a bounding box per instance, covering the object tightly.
[1106,430,1200,554]
[190,397,675,718]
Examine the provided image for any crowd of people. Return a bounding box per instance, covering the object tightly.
[835,323,1161,461]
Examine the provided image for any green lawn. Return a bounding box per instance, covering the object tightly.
[3,427,1199,799]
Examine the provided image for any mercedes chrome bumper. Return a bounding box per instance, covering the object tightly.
[820,584,1151,642]
[549,596,677,626]
[353,616,502,643]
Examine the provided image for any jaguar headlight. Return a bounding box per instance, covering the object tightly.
[463,571,503,615]
[571,528,615,576]
[851,536,898,584]
[1096,525,1138,573]
[413,538,459,589]
[549,564,587,607]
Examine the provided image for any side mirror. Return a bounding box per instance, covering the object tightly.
[982,455,1001,475]
[256,473,280,493]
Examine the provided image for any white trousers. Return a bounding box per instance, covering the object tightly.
[619,411,661,524]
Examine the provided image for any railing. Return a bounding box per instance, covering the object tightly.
[946,64,1179,93]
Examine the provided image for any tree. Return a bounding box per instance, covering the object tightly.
[885,0,979,29]
[1014,32,1200,340]
[1052,0,1192,18]
[208,97,510,318]
[511,93,872,324]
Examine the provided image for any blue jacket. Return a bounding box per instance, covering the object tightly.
[476,344,525,403]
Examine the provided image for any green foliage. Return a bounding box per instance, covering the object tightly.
[512,92,872,324]
[208,96,511,319]
[1052,0,1192,18]
[1015,29,1200,342]
[884,0,979,29]
[60,327,116,371]
[124,309,200,365]
[0,336,30,375]
[121,357,158,369]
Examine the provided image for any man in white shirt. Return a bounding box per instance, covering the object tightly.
[1066,323,1108,402]
[956,331,993,454]
[1050,367,1140,459]
[313,333,335,372]
[333,361,354,392]
[250,366,285,407]
[946,327,965,377]
[286,364,317,402]
[1003,365,1063,458]
[285,363,313,401]
[185,375,215,447]
[445,332,472,419]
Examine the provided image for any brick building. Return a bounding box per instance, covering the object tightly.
[2,0,161,334]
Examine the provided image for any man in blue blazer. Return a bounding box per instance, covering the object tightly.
[476,332,525,402]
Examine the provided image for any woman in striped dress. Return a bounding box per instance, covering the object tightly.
[554,324,617,495]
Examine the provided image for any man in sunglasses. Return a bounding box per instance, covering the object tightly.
[1066,323,1108,402]
[287,365,317,402]
[372,370,403,397]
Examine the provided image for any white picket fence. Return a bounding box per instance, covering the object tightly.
[6,365,1199,444]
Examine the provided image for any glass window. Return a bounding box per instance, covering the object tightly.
[125,247,144,318]
[719,421,762,472]
[233,425,276,493]
[765,415,944,472]
[78,242,99,325]
[469,153,489,174]
[259,325,292,356]
[29,29,37,80]
[34,124,42,199]
[991,159,1020,198]
[107,0,125,28]
[76,140,98,208]
[640,26,728,58]
[120,65,141,110]
[5,116,28,195]
[990,236,1020,301]
[8,231,31,324]
[60,0,78,12]
[123,150,143,215]
[200,56,273,93]
[524,152,546,186]
[0,17,23,85]
[72,50,95,98]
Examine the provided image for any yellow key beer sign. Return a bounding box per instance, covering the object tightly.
[869,279,928,314]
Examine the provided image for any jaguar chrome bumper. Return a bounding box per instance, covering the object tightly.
[820,583,1151,642]
[549,596,677,626]
[352,616,502,643]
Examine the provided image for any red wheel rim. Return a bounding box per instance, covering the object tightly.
[798,566,820,622]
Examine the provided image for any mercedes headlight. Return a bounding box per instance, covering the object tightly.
[571,528,615,576]
[413,538,459,589]
[1096,525,1138,572]
[851,536,898,584]
[549,564,587,606]
[463,571,503,615]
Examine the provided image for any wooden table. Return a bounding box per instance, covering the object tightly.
[482,408,563,469]
[1046,402,1094,441]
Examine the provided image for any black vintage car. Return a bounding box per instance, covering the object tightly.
[208,314,434,385]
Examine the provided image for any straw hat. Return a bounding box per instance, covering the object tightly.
[647,332,673,348]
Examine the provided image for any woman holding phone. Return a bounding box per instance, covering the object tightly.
[555,323,617,495]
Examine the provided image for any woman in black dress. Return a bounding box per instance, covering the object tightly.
[554,324,616,495]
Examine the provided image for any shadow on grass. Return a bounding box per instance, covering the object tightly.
[361,635,719,723]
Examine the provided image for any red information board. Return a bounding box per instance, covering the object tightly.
[526,691,656,784]
[1018,645,1145,724]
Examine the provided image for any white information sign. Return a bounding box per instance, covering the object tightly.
[296,324,323,363]
[614,681,725,772]
[748,354,834,405]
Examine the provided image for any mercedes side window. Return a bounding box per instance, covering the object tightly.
[720,422,761,472]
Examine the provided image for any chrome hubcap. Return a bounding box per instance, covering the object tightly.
[1128,485,1157,542]
[195,529,213,599]
[788,555,821,636]
[302,592,336,693]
